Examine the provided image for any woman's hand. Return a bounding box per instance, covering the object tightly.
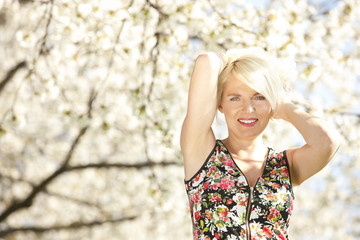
[197,52,227,75]
[272,101,295,121]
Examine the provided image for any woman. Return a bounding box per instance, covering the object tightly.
[180,48,340,240]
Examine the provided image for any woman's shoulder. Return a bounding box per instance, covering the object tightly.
[184,140,229,184]
[267,148,289,167]
[267,148,286,159]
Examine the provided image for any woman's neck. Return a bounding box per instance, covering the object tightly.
[222,134,268,161]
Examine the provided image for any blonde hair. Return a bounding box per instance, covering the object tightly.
[217,48,295,116]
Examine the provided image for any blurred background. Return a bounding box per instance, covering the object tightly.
[0,0,359,239]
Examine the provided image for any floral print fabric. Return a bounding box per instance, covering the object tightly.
[185,140,294,240]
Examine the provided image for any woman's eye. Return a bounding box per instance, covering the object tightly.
[255,95,266,100]
[230,97,239,101]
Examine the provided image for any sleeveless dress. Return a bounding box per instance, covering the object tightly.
[185,140,294,240]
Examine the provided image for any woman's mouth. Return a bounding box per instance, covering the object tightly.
[238,118,258,127]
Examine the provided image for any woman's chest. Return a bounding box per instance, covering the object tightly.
[233,159,265,187]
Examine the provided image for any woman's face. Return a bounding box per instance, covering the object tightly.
[219,74,272,140]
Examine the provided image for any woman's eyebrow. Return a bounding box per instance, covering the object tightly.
[226,93,241,96]
[226,92,260,96]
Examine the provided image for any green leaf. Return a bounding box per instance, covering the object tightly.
[276,205,285,211]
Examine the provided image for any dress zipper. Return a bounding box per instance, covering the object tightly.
[245,186,253,240]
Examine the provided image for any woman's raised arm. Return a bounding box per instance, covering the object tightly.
[274,102,340,186]
[180,52,225,180]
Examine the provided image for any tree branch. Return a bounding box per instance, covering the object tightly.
[0,215,137,237]
[0,126,88,223]
[293,100,360,119]
[44,189,102,209]
[66,160,181,172]
[38,0,54,56]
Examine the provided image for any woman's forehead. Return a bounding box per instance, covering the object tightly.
[223,74,257,94]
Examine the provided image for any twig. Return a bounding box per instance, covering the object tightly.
[0,61,27,94]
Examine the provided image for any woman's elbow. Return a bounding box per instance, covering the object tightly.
[323,128,341,159]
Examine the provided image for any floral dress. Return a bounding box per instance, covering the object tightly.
[185,140,294,240]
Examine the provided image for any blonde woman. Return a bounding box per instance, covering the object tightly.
[181,48,340,240]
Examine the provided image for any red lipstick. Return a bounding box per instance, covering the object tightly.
[238,118,258,127]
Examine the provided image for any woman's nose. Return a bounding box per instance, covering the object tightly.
[240,100,255,113]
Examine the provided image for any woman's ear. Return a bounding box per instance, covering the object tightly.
[218,104,224,113]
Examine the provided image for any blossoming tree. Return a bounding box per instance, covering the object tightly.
[0,0,359,239]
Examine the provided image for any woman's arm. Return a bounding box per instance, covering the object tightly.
[181,52,225,180]
[274,102,340,186]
